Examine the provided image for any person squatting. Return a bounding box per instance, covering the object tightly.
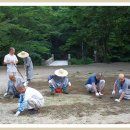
[2,47,130,117]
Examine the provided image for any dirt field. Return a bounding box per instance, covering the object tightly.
[0,62,130,124]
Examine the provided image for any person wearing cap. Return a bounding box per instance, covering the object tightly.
[85,73,105,97]
[17,51,33,82]
[14,83,44,117]
[4,74,26,98]
[48,68,71,95]
[112,73,130,102]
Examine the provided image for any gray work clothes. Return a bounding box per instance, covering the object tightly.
[23,57,33,81]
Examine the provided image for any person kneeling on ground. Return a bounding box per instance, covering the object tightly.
[48,68,71,95]
[85,73,105,97]
[112,73,130,102]
[14,83,44,117]
[4,74,24,98]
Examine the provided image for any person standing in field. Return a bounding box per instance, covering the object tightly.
[4,47,18,78]
[17,51,33,82]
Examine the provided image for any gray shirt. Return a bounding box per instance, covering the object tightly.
[116,78,130,93]
[23,57,33,70]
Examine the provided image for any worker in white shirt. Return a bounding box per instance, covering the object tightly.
[4,47,18,78]
[14,83,44,116]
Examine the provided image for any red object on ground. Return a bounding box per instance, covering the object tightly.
[55,88,63,93]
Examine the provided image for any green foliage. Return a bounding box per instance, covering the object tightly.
[0,6,130,65]
[30,53,42,65]
[70,57,94,65]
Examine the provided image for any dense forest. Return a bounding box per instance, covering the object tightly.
[0,6,130,65]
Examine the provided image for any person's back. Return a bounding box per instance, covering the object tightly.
[85,73,99,85]
[15,85,44,116]
[24,87,43,101]
[24,57,33,69]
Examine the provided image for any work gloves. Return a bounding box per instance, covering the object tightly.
[48,80,52,84]
[99,92,103,96]
[112,90,115,95]
[23,81,29,87]
[68,82,71,86]
[95,92,103,96]
[96,92,99,96]
[14,111,20,117]
[115,99,121,102]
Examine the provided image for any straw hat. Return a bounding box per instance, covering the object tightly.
[17,51,29,58]
[54,68,68,77]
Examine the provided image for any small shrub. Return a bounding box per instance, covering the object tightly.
[70,57,94,65]
[30,53,42,65]
[121,57,130,62]
[110,56,121,62]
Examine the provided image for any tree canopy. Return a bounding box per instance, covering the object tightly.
[0,6,130,65]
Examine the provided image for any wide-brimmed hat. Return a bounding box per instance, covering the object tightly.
[54,68,68,77]
[17,51,29,58]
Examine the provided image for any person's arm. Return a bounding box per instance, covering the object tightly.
[115,83,127,102]
[14,55,18,65]
[92,82,98,95]
[112,81,117,95]
[119,92,126,101]
[3,56,10,65]
[68,82,71,87]
[4,61,11,65]
[15,94,26,116]
[92,83,97,93]
[113,81,117,91]
[119,83,127,101]
[48,75,53,81]
[4,59,18,65]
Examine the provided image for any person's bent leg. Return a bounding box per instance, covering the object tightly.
[49,86,55,95]
[27,69,33,82]
[62,78,70,94]
[98,80,105,95]
[115,90,125,102]
[4,80,13,97]
[62,85,69,94]
[85,84,94,93]
[27,98,44,114]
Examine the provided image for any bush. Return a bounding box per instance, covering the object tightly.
[110,56,121,62]
[121,57,130,62]
[30,53,42,66]
[70,57,94,65]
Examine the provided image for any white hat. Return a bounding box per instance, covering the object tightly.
[54,68,68,77]
[17,51,29,58]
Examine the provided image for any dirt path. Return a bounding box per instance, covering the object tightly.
[0,62,130,124]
